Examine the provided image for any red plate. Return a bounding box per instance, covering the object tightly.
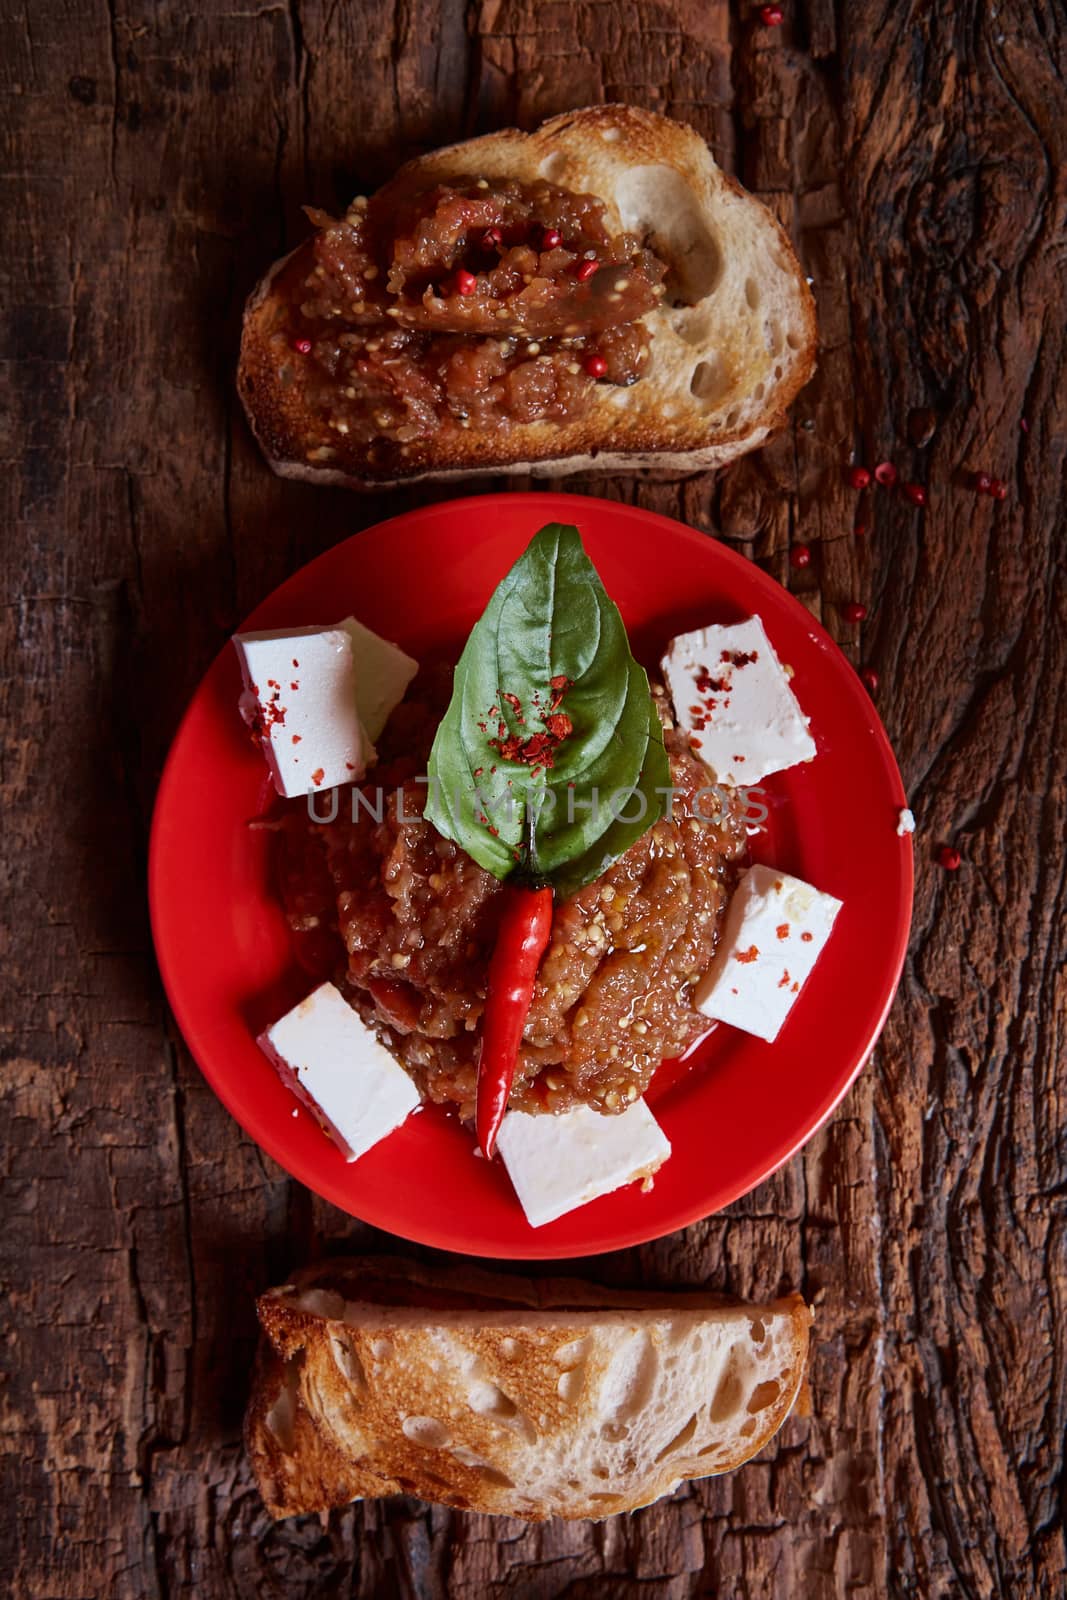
[149,493,912,1258]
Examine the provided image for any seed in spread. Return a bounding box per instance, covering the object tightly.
[258,176,668,472]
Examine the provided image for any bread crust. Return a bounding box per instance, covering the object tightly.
[237,105,816,489]
[247,1255,813,1521]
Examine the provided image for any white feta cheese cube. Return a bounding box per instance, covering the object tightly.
[258,981,421,1161]
[695,863,842,1042]
[234,624,370,797]
[897,807,916,836]
[661,615,816,786]
[340,617,418,742]
[234,618,418,796]
[496,1100,671,1228]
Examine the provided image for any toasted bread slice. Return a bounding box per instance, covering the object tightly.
[246,1255,813,1521]
[238,105,816,489]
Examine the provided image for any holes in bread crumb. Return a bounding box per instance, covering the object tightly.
[554,1337,589,1369]
[613,164,723,305]
[599,1331,658,1426]
[654,1412,699,1462]
[724,407,741,429]
[739,1418,758,1438]
[747,1379,781,1413]
[402,1415,451,1449]
[769,247,789,273]
[538,152,569,182]
[592,1464,611,1479]
[745,277,761,311]
[690,358,731,409]
[752,382,765,402]
[557,1365,586,1405]
[768,320,784,356]
[786,330,801,350]
[467,1380,517,1420]
[709,1352,746,1423]
[749,1319,765,1345]
[774,364,783,380]
[476,1466,516,1490]
[600,1421,628,1443]
[265,1355,302,1453]
[329,1331,366,1393]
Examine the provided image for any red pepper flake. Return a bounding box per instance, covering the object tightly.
[721,650,758,667]
[292,337,312,355]
[266,679,280,690]
[695,667,729,694]
[860,666,880,693]
[311,768,325,786]
[455,268,477,296]
[974,472,992,494]
[790,543,812,568]
[575,258,599,282]
[902,481,927,507]
[690,736,703,748]
[843,601,868,623]
[854,521,867,538]
[778,969,792,988]
[759,3,784,22]
[473,766,484,777]
[800,931,813,942]
[938,844,962,871]
[540,226,562,249]
[499,691,524,722]
[290,681,299,690]
[584,354,608,378]
[292,658,299,668]
[776,923,790,940]
[874,461,897,487]
[292,734,302,744]
[732,754,746,763]
[848,466,871,490]
[1020,417,1030,433]
[345,761,356,770]
[792,981,800,992]
[488,824,499,837]
[482,225,502,248]
[249,696,286,738]
[991,479,1008,501]
[735,945,760,964]
[543,712,573,740]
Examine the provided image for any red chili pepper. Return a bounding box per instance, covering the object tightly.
[476,884,554,1159]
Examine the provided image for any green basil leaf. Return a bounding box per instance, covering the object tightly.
[424,523,669,894]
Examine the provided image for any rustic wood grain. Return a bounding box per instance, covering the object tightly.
[2,2,1064,1596]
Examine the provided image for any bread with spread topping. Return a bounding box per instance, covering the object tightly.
[238,105,816,489]
[246,1254,813,1521]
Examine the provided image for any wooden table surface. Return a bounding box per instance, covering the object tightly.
[4,2,1065,1596]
